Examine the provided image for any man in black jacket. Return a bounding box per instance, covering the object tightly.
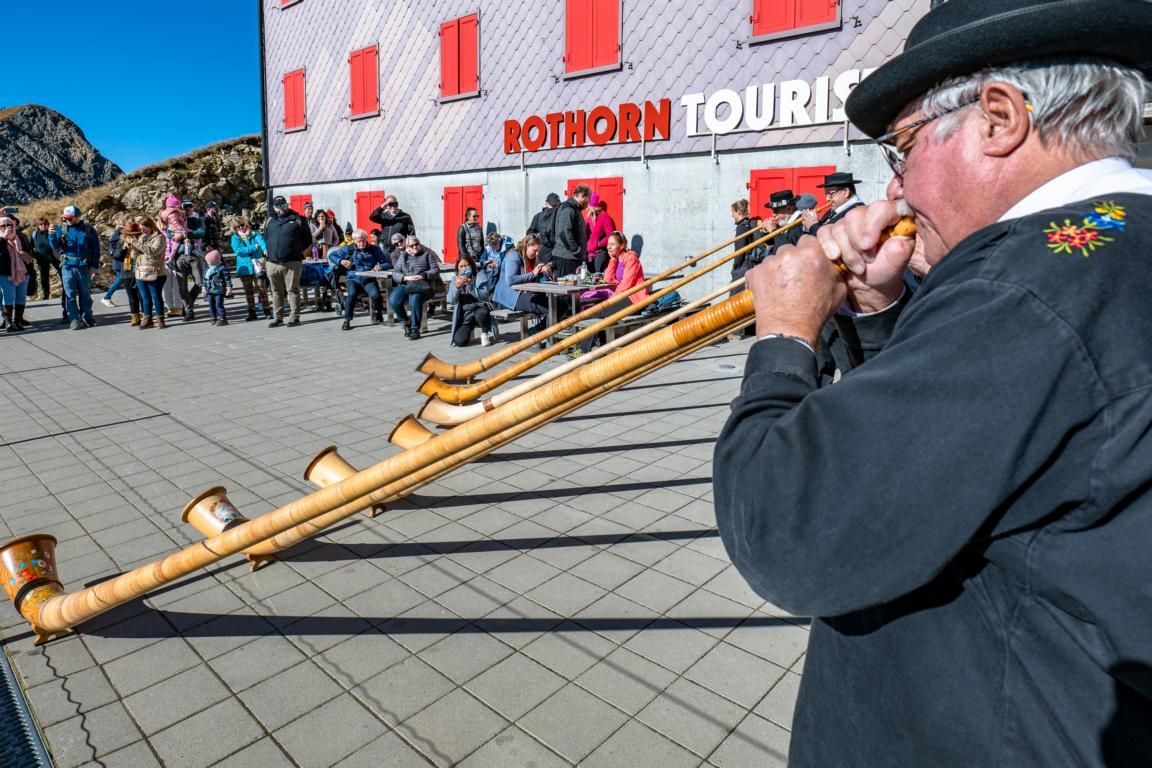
[550,185,590,277]
[369,195,416,243]
[527,193,561,266]
[263,195,313,327]
[713,1,1152,766]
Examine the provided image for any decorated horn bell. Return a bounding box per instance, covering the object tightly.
[181,486,248,537]
[1,534,63,612]
[303,446,384,518]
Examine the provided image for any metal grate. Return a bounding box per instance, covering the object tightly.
[0,650,53,768]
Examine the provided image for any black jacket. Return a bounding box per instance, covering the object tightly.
[551,198,587,264]
[715,193,1152,767]
[264,212,313,264]
[368,207,416,243]
[731,216,759,276]
[457,222,483,262]
[528,206,559,265]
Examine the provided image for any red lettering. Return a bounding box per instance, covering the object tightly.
[522,116,547,152]
[545,112,564,149]
[644,98,671,142]
[587,106,617,146]
[618,102,642,143]
[503,120,522,154]
[563,110,587,148]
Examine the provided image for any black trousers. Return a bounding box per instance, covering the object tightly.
[343,279,381,321]
[453,297,493,346]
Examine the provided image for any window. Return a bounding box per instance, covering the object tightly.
[440,14,479,101]
[355,190,387,235]
[564,0,620,77]
[751,0,840,41]
[442,185,483,264]
[747,166,836,217]
[289,195,312,216]
[566,177,624,233]
[349,46,380,118]
[282,69,306,132]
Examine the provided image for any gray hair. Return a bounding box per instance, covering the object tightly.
[352,228,368,239]
[911,57,1148,161]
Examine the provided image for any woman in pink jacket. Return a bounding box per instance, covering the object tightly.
[585,194,616,274]
[570,231,647,358]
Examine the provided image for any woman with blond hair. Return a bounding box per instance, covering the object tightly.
[123,216,169,328]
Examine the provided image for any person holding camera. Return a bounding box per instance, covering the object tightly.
[48,205,100,330]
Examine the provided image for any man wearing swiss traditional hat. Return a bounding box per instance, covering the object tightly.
[713,1,1152,765]
[814,170,865,229]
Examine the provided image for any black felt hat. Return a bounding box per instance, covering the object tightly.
[816,172,862,189]
[766,190,798,209]
[846,0,1152,138]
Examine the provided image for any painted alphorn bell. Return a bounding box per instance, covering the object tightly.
[417,212,823,405]
[416,227,757,382]
[415,279,742,429]
[0,284,759,644]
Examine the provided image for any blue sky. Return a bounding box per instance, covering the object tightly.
[6,1,261,172]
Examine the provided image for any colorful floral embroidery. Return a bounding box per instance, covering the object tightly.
[1085,201,1127,231]
[1044,201,1126,257]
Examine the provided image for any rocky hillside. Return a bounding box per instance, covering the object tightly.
[0,105,123,204]
[14,135,264,296]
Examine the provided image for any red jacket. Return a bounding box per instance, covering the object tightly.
[604,250,648,303]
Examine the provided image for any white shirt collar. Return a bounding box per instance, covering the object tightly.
[833,196,863,216]
[998,158,1152,222]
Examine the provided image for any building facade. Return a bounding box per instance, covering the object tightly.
[261,0,929,297]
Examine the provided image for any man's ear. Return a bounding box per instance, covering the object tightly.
[979,83,1031,158]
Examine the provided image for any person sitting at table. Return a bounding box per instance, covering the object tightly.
[329,228,390,331]
[570,231,648,358]
[447,252,499,347]
[388,234,440,341]
[494,233,551,333]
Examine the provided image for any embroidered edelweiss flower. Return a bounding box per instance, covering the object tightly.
[1044,220,1113,257]
[1086,201,1127,231]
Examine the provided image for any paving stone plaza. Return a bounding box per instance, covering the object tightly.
[0,300,807,767]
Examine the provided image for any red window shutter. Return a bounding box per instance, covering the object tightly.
[592,177,624,233]
[564,0,595,73]
[442,187,463,264]
[458,14,479,94]
[591,0,620,69]
[289,195,312,216]
[792,166,837,203]
[349,49,363,115]
[283,70,306,131]
[753,0,797,37]
[355,190,386,234]
[440,20,460,97]
[748,169,793,217]
[350,47,378,116]
[796,0,838,28]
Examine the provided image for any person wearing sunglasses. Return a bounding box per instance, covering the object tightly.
[368,194,415,245]
[0,214,34,333]
[714,1,1152,766]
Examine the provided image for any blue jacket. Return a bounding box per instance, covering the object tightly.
[230,232,267,276]
[49,221,100,269]
[494,247,543,311]
[328,243,390,278]
[203,263,232,296]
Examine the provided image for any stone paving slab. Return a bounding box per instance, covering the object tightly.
[0,297,807,766]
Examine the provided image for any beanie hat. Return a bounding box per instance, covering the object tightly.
[204,250,222,265]
[165,194,181,208]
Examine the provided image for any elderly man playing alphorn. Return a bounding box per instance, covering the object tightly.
[713,0,1152,766]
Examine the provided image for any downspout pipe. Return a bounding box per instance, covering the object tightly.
[257,0,272,211]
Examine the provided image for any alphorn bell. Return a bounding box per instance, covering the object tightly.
[181,487,280,571]
[303,446,386,518]
[417,211,823,405]
[416,227,757,382]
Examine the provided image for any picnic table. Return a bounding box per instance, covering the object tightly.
[511,280,616,331]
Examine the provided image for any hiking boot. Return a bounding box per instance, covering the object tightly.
[341,321,351,331]
[130,313,141,326]
[286,317,301,327]
[268,318,283,328]
[245,311,258,321]
[217,318,229,326]
[139,316,153,329]
[156,316,167,329]
[409,327,421,341]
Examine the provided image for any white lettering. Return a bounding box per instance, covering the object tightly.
[680,92,706,136]
[743,84,776,131]
[703,89,744,134]
[779,80,812,127]
[831,69,861,122]
[813,76,831,123]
